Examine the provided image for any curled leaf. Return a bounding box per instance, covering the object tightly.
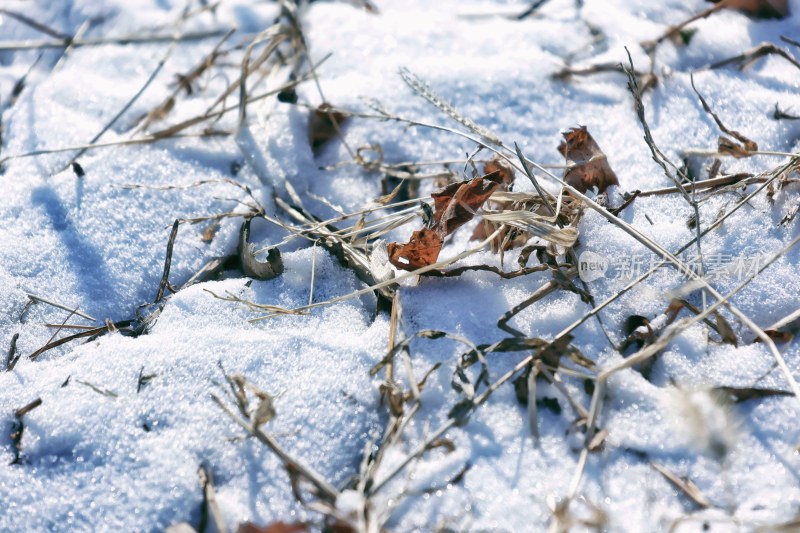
[483,157,515,186]
[239,219,284,280]
[558,126,620,194]
[432,170,504,236]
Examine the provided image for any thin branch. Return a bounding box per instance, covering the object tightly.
[211,393,339,502]
[155,220,180,303]
[25,293,96,321]
[0,29,229,52]
[0,8,71,40]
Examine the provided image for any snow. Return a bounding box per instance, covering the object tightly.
[1,0,800,531]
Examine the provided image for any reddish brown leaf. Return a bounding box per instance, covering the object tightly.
[387,171,503,270]
[309,103,348,154]
[707,0,788,18]
[483,157,515,186]
[432,170,503,236]
[470,158,525,249]
[558,126,620,194]
[388,228,443,271]
[237,522,308,533]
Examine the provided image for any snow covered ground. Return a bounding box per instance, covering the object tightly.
[1,0,800,531]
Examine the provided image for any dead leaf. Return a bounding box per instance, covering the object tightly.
[309,103,348,155]
[558,126,620,194]
[470,157,527,250]
[483,157,515,186]
[237,522,308,533]
[239,219,284,280]
[706,0,789,18]
[431,170,504,237]
[387,228,443,270]
[387,171,503,271]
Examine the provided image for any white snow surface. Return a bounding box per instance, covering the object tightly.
[1,0,800,531]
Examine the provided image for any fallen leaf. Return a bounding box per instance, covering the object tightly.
[387,228,443,270]
[470,157,526,249]
[309,102,348,155]
[432,170,503,237]
[483,157,515,186]
[387,171,503,271]
[237,522,308,533]
[706,0,789,18]
[558,126,620,194]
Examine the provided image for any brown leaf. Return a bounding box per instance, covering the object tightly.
[432,170,504,237]
[237,522,308,533]
[387,228,443,271]
[483,157,515,186]
[707,0,789,18]
[309,103,348,155]
[470,158,526,249]
[387,171,503,270]
[558,126,620,194]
